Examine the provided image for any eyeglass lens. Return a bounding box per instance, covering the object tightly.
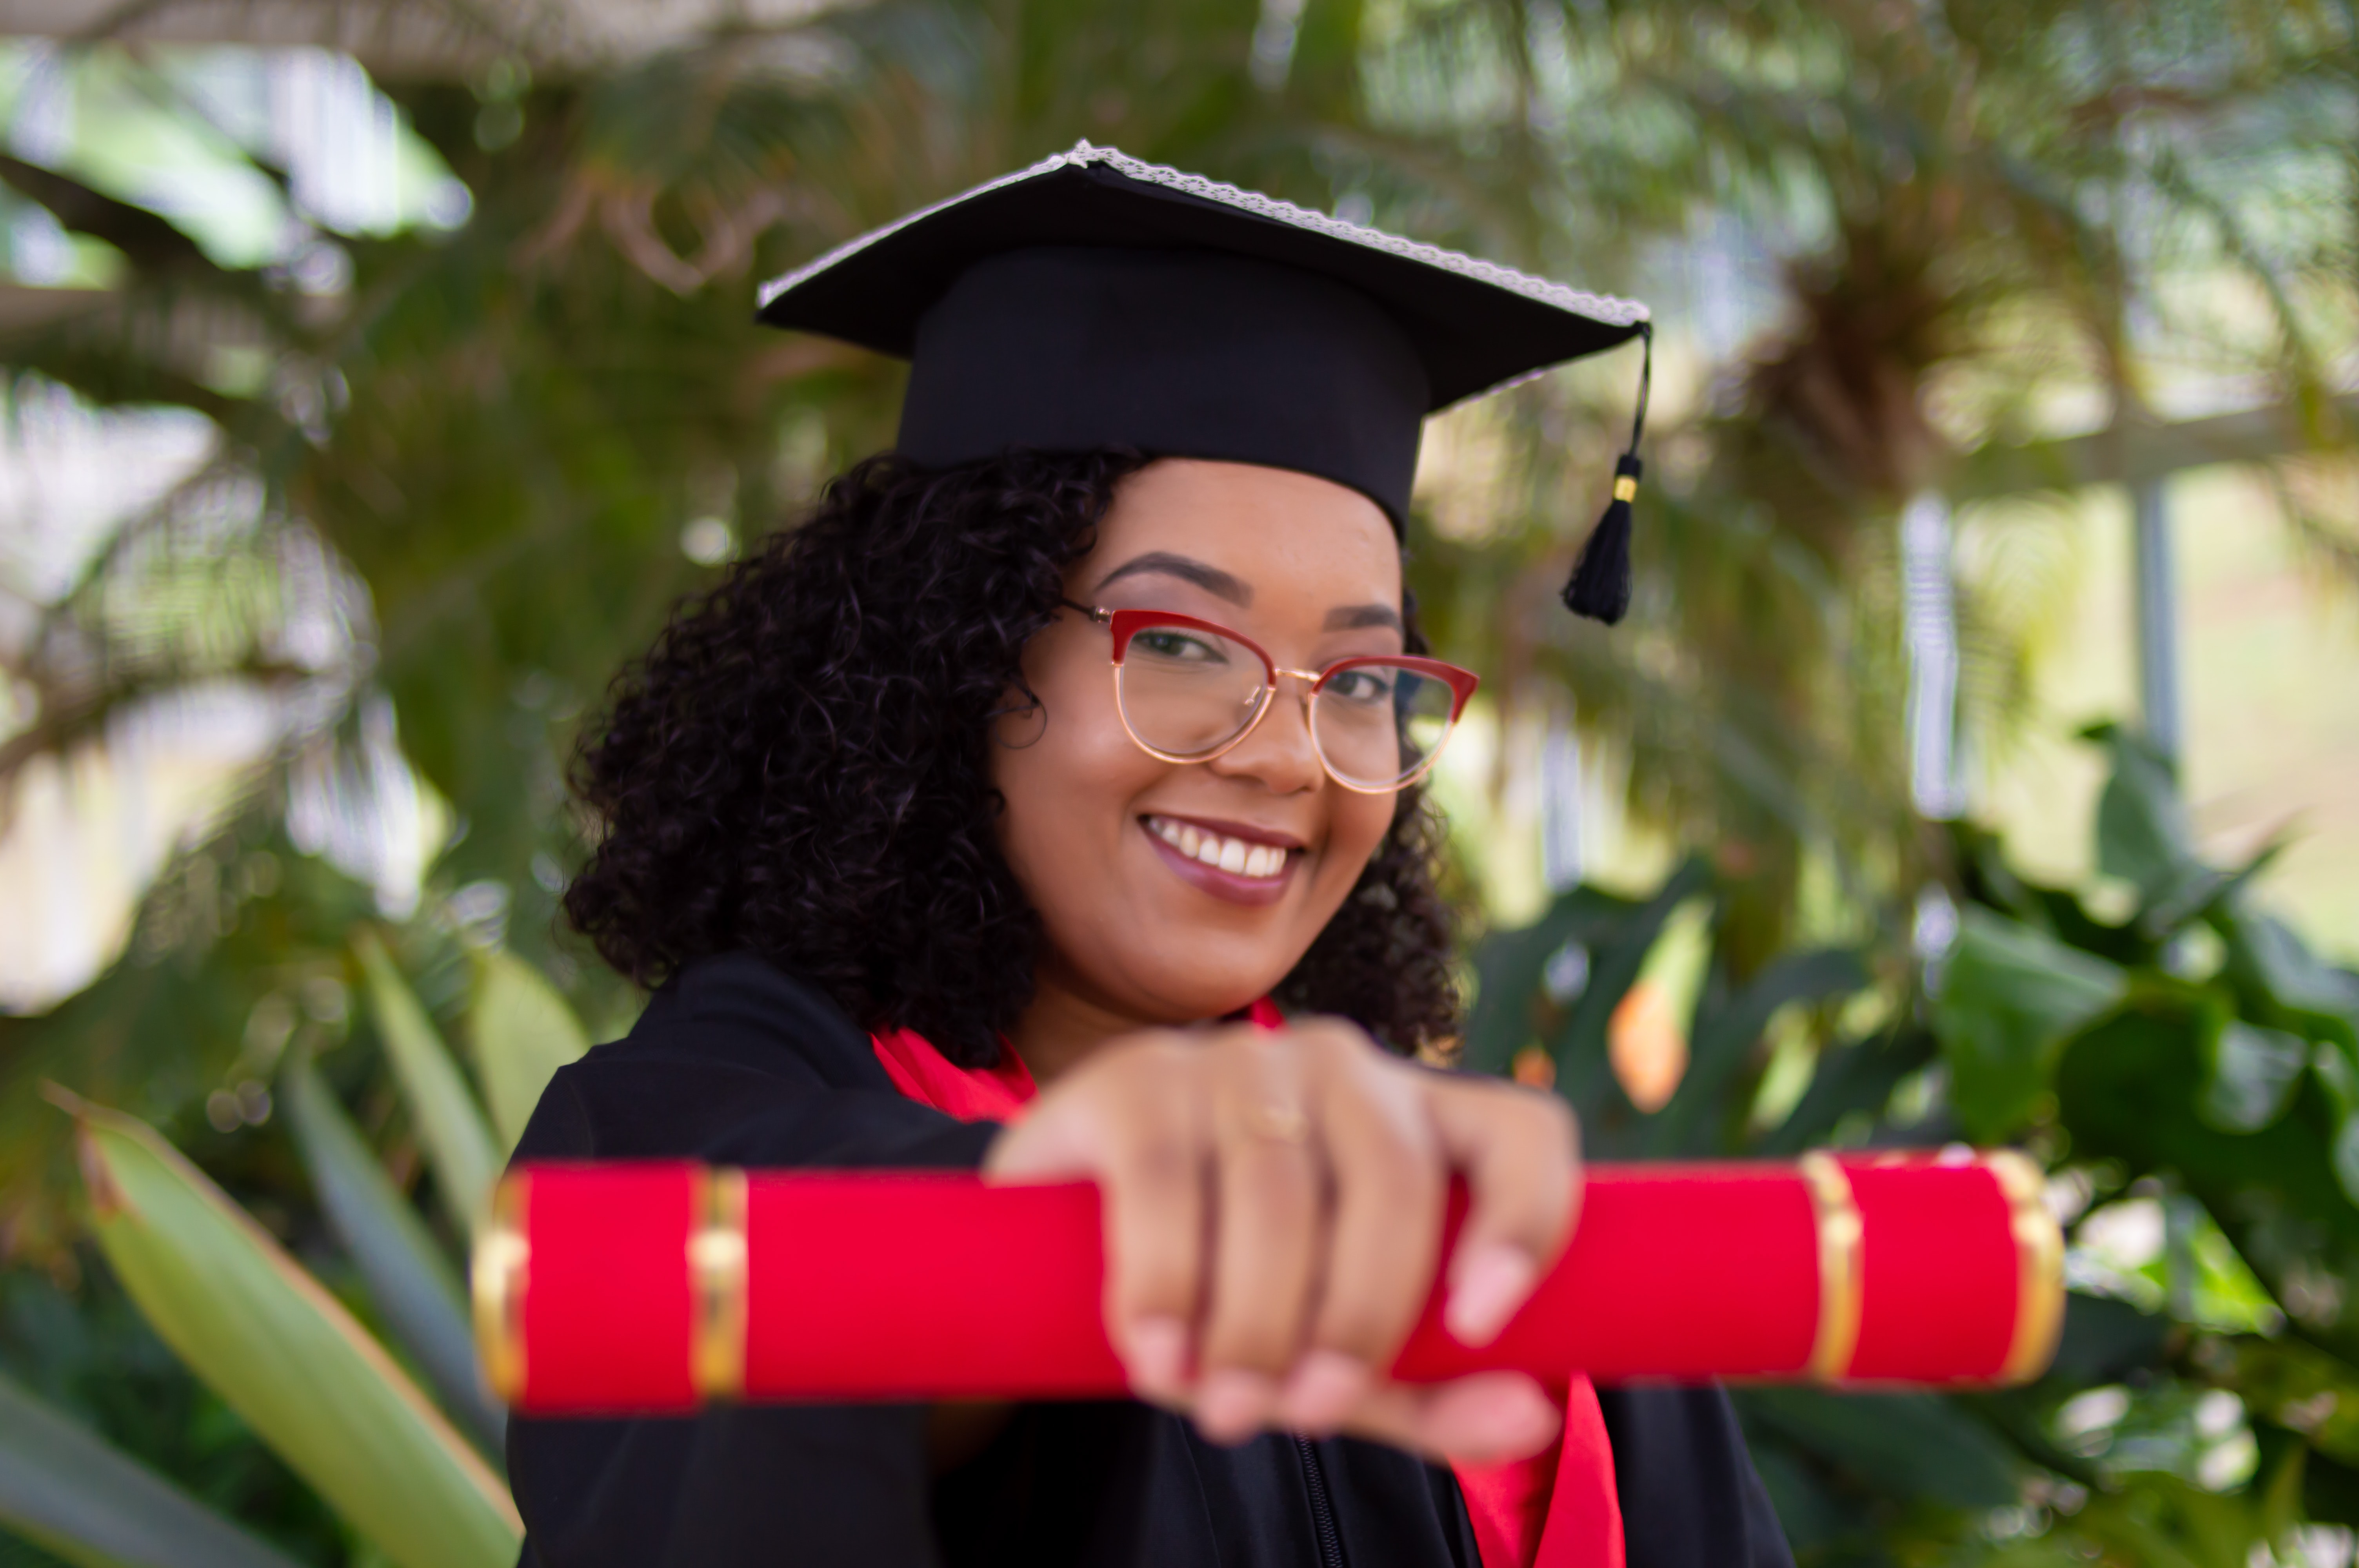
[1114,623,1458,789]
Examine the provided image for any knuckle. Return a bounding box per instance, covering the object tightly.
[1201,1311,1298,1375]
[1313,1305,1393,1362]
[1124,1129,1199,1191]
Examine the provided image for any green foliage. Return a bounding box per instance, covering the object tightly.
[56,1092,519,1568]
[351,934,499,1241]
[1470,726,2359,1559]
[0,2,2352,1564]
[0,1370,305,1568]
[0,922,592,1566]
[463,950,590,1153]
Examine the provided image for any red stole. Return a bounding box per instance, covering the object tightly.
[869,1012,1624,1568]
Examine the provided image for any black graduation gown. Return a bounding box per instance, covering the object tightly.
[505,953,1794,1568]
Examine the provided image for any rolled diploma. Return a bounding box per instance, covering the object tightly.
[475,1152,2062,1415]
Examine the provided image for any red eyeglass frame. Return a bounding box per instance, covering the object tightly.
[1065,603,1481,793]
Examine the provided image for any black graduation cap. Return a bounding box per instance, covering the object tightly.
[756,142,1654,623]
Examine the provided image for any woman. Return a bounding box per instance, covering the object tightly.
[509,146,1789,1568]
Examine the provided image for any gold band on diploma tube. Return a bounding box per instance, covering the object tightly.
[1798,1153,1863,1383]
[690,1166,750,1400]
[473,1172,531,1405]
[1985,1150,2065,1385]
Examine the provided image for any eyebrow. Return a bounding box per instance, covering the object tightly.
[1093,550,1405,634]
[1325,604,1404,633]
[1093,551,1253,606]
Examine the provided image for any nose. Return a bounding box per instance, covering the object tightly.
[1205,671,1324,794]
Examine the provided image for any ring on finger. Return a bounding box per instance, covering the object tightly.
[1239,1098,1311,1145]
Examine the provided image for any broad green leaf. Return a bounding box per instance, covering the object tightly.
[2085,722,2201,909]
[2314,1047,2359,1207]
[2046,1292,2172,1385]
[2056,1013,2359,1254]
[280,1055,503,1452]
[0,1368,306,1568]
[1645,946,1866,1156]
[354,930,500,1237]
[1731,1387,2018,1508]
[55,1089,522,1568]
[2199,1018,2311,1134]
[1932,907,2126,1140]
[2221,907,2359,1052]
[1544,858,1713,1122]
[1461,886,1637,1075]
[466,947,591,1150]
[1753,1024,1937,1156]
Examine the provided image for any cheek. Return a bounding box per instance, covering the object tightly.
[991,648,1161,888]
[1318,791,1397,897]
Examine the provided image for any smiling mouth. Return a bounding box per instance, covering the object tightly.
[1142,814,1296,881]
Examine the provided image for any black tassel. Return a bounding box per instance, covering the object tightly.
[1561,323,1652,626]
[1563,453,1639,624]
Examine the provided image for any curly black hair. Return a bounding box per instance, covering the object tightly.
[564,450,1459,1067]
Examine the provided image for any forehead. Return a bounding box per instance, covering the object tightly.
[1085,460,1402,609]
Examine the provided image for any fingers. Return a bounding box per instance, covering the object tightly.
[989,1015,1585,1459]
[1277,1024,1445,1435]
[1334,1372,1563,1465]
[1193,1036,1322,1441]
[1424,1075,1583,1345]
[984,1036,1207,1401]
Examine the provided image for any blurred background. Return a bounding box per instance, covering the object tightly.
[0,0,2353,1564]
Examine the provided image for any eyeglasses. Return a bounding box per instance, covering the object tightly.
[1059,601,1479,793]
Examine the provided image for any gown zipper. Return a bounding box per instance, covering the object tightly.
[1293,1435,1348,1568]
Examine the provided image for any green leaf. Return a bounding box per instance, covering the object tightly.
[53,1089,523,1568]
[1544,858,1713,1118]
[1753,1024,1938,1156]
[2313,1046,2359,1207]
[2220,907,2359,1052]
[465,948,591,1151]
[1461,884,1656,1075]
[2200,1018,2312,1134]
[353,931,501,1238]
[279,1055,503,1453]
[1932,907,2126,1141]
[2085,722,2201,907]
[1645,946,1866,1156]
[2046,1292,2172,1385]
[0,1368,306,1568]
[2056,1011,2359,1255]
[1731,1387,2019,1508]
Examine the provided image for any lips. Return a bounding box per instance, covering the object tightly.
[1140,813,1302,907]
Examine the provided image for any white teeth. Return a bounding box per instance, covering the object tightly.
[1148,817,1289,880]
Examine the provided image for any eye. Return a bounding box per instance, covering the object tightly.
[1324,667,1396,704]
[1131,628,1229,664]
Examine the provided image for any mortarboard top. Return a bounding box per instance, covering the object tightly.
[756,142,1654,622]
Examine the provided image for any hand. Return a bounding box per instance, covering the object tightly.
[983,1017,1581,1462]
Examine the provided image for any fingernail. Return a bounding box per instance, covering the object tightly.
[1431,1377,1561,1463]
[1194,1368,1277,1445]
[1124,1316,1189,1398]
[1279,1350,1370,1434]
[1446,1244,1537,1345]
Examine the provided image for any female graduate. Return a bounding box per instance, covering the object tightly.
[508,145,1791,1568]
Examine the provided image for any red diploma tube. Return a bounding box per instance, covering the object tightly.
[474,1152,2063,1415]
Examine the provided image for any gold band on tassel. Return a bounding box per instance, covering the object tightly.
[473,1172,531,1405]
[1612,474,1639,502]
[689,1166,749,1401]
[1985,1151,2065,1385]
[1798,1152,1863,1383]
